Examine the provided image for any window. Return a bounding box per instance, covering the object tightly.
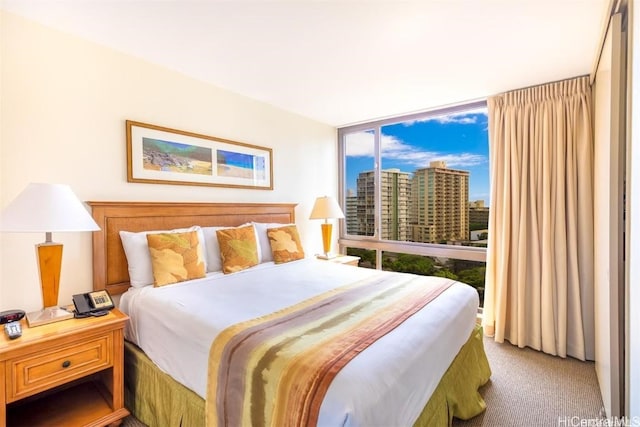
[339,102,489,296]
[344,129,375,237]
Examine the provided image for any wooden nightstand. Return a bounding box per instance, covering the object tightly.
[319,255,361,267]
[0,308,129,427]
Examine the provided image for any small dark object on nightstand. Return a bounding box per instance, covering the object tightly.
[4,322,22,339]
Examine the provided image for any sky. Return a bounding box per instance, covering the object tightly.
[345,107,490,204]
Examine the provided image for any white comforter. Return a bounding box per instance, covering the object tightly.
[119,258,478,427]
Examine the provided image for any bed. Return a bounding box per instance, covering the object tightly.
[89,201,490,427]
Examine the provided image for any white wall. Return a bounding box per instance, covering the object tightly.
[628,0,639,418]
[0,11,337,312]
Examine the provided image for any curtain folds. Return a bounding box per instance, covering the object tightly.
[483,76,594,360]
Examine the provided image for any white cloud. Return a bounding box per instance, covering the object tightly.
[402,107,488,126]
[343,131,376,156]
[433,115,477,124]
[344,130,486,169]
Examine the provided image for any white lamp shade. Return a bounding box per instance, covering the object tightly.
[0,183,100,233]
[309,196,345,220]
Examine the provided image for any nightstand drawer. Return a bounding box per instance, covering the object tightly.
[7,333,112,401]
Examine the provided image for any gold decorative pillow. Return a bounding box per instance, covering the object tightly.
[146,231,206,287]
[267,225,305,263]
[216,225,259,274]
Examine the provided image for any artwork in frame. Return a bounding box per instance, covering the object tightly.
[126,120,273,190]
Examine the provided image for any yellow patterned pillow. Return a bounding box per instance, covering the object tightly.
[216,225,259,274]
[267,225,305,263]
[146,231,206,287]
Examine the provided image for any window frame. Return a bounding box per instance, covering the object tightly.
[338,100,488,266]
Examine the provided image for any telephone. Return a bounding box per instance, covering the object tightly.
[1,309,25,339]
[72,290,114,316]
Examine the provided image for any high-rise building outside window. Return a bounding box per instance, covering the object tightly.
[339,102,489,306]
[410,161,469,243]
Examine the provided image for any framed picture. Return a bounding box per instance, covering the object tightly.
[126,120,273,190]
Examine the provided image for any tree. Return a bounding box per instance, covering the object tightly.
[386,254,435,276]
[434,269,457,280]
[469,222,487,231]
[457,266,486,289]
[347,248,375,267]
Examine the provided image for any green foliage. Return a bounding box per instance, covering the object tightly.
[469,222,487,231]
[383,254,435,276]
[457,266,486,289]
[433,269,458,280]
[346,248,375,267]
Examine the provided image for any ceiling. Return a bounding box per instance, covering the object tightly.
[2,0,611,127]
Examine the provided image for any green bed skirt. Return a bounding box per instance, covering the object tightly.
[124,325,490,427]
[413,325,491,426]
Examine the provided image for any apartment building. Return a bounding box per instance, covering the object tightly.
[469,200,490,230]
[410,161,469,243]
[345,189,358,235]
[354,169,410,240]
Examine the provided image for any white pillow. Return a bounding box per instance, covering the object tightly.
[249,222,292,263]
[120,226,206,287]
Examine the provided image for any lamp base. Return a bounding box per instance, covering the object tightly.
[26,306,74,327]
[316,253,339,260]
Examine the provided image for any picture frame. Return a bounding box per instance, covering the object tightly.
[126,120,273,190]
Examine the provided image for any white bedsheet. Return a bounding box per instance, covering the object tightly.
[119,258,479,427]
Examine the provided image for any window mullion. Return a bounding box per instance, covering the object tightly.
[374,127,382,268]
[374,127,382,241]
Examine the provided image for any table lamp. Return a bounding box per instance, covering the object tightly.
[309,196,345,259]
[0,183,100,326]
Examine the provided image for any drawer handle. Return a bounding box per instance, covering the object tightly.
[62,360,71,368]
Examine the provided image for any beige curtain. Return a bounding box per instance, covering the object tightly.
[482,76,594,360]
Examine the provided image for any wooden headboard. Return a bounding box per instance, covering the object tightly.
[88,201,297,295]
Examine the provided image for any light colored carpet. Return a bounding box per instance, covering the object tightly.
[453,337,604,427]
[123,336,604,427]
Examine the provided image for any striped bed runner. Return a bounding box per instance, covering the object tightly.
[206,273,455,427]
